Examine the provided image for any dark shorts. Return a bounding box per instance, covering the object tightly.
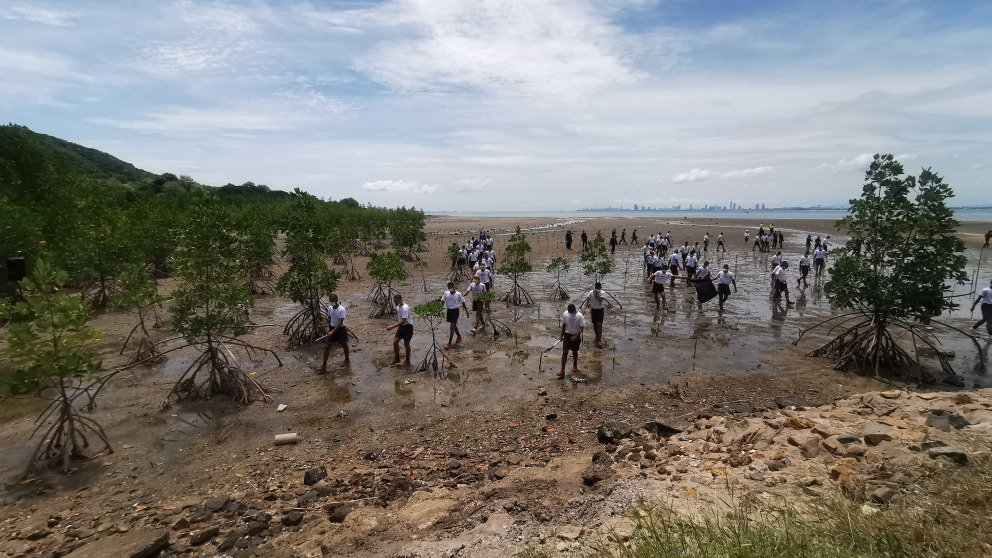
[590,308,604,324]
[670,264,679,274]
[686,266,696,278]
[457,257,466,265]
[774,281,789,295]
[652,282,665,294]
[472,300,483,312]
[328,326,347,345]
[395,323,413,341]
[718,283,731,295]
[814,258,825,268]
[563,334,582,352]
[446,308,459,323]
[800,265,810,276]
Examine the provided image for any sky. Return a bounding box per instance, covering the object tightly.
[2,0,990,212]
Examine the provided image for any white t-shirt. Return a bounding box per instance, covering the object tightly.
[718,234,723,242]
[328,304,346,328]
[477,268,492,283]
[771,254,781,265]
[717,270,735,284]
[681,245,689,255]
[652,270,673,284]
[814,248,827,260]
[696,267,710,279]
[979,287,992,304]
[773,266,787,281]
[562,311,586,335]
[442,290,465,309]
[397,304,412,328]
[586,289,606,310]
[669,253,680,266]
[660,238,669,248]
[686,255,698,267]
[468,282,486,297]
[703,234,709,242]
[745,231,750,239]
[800,255,810,267]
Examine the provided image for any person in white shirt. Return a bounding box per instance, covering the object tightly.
[798,251,811,288]
[813,247,827,277]
[703,233,710,252]
[715,264,737,311]
[744,229,750,248]
[659,236,669,257]
[772,261,791,304]
[476,264,493,291]
[464,275,488,333]
[770,252,782,289]
[647,267,673,309]
[717,232,725,252]
[970,280,992,334]
[695,261,713,281]
[441,282,469,349]
[319,293,349,372]
[582,282,608,348]
[386,294,413,366]
[668,252,681,288]
[559,304,585,376]
[684,252,698,286]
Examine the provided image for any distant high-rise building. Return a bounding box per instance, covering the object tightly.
[762,203,766,210]
[755,203,760,210]
[634,204,639,211]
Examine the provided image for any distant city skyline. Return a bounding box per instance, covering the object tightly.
[3,1,990,211]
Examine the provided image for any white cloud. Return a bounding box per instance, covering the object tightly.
[816,153,875,174]
[349,0,644,100]
[452,178,492,192]
[721,166,773,178]
[0,5,76,26]
[672,169,715,183]
[362,180,440,194]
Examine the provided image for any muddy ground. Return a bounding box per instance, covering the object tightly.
[1,216,990,557]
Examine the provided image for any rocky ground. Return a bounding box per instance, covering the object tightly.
[1,216,990,558]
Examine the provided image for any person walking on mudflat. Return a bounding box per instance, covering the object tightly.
[985,230,991,248]
[971,280,992,335]
[619,228,628,245]
[318,293,349,372]
[581,230,588,249]
[565,230,573,250]
[647,266,673,309]
[582,282,608,348]
[609,233,618,254]
[441,282,469,349]
[798,251,811,288]
[386,294,412,366]
[559,304,585,376]
[715,264,737,311]
[464,275,487,333]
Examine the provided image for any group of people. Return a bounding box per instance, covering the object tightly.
[319,225,840,374]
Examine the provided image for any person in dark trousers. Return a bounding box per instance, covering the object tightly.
[985,230,991,248]
[609,234,618,254]
[798,251,811,288]
[715,264,737,311]
[386,294,412,366]
[318,293,349,371]
[631,229,638,245]
[441,282,469,349]
[805,234,813,251]
[647,267,673,309]
[581,230,588,249]
[559,303,585,376]
[971,280,992,334]
[619,229,627,245]
[582,282,607,348]
[565,230,573,250]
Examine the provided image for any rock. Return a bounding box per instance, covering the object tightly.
[217,529,245,552]
[546,413,558,420]
[17,517,52,540]
[921,440,947,450]
[640,419,683,437]
[859,422,893,446]
[557,524,584,540]
[446,459,462,470]
[836,433,861,445]
[325,504,352,524]
[537,387,548,396]
[746,471,766,481]
[878,390,903,399]
[296,490,319,505]
[591,451,613,465]
[489,466,510,480]
[281,511,305,526]
[246,521,268,536]
[766,458,790,472]
[926,411,970,431]
[871,486,898,504]
[929,447,969,465]
[774,396,808,409]
[800,437,820,459]
[597,421,633,444]
[170,517,189,532]
[203,495,230,513]
[604,444,618,453]
[802,485,823,497]
[783,417,815,429]
[822,436,841,455]
[581,465,610,486]
[448,448,468,458]
[304,467,328,486]
[843,444,867,458]
[727,453,752,467]
[639,459,653,469]
[952,393,973,405]
[836,472,863,497]
[61,528,169,558]
[190,526,219,546]
[812,424,837,439]
[363,450,380,461]
[242,510,271,524]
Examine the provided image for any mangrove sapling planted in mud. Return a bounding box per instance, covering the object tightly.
[0,260,113,474]
[111,263,165,365]
[234,208,278,295]
[476,290,512,339]
[277,190,342,348]
[546,256,570,301]
[414,301,454,376]
[798,154,975,382]
[164,201,280,406]
[367,250,407,318]
[499,226,534,306]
